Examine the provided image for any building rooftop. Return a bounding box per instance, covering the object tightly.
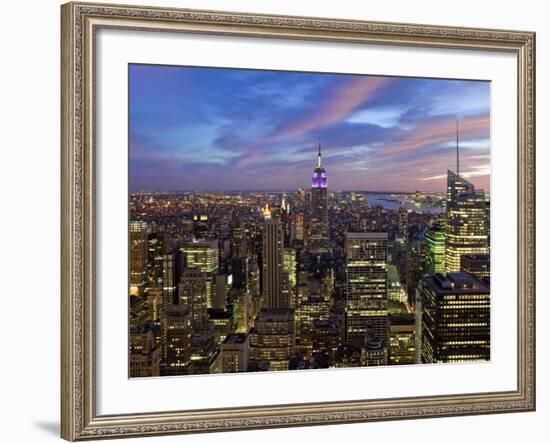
[208,309,233,320]
[222,333,248,345]
[461,254,490,261]
[426,272,489,294]
[389,313,415,326]
[346,232,388,239]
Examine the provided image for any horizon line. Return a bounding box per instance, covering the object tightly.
[129,189,452,194]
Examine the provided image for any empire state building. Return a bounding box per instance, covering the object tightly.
[310,142,329,252]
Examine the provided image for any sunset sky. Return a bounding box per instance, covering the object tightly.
[129,64,490,193]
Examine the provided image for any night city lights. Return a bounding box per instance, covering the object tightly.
[128,64,491,377]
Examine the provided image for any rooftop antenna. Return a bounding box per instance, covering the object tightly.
[456,120,460,176]
[317,138,322,168]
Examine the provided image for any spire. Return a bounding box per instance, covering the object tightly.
[456,120,460,176]
[317,140,322,168]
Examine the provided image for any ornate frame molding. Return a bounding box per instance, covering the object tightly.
[61,2,535,440]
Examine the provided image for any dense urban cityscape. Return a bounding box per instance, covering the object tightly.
[129,139,491,377]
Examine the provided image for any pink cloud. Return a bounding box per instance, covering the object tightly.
[273,77,393,138]
[376,114,490,160]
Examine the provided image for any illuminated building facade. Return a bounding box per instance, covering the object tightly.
[398,207,409,239]
[387,264,403,302]
[130,295,149,329]
[130,220,148,295]
[290,213,304,243]
[190,333,220,375]
[235,290,254,333]
[250,308,295,371]
[262,206,285,308]
[421,273,490,363]
[130,323,161,377]
[296,278,331,353]
[310,143,329,252]
[162,251,180,306]
[445,170,489,272]
[181,240,219,308]
[345,232,389,347]
[361,330,388,366]
[160,304,192,376]
[178,267,210,332]
[192,213,209,238]
[147,231,171,289]
[220,333,250,373]
[406,240,425,305]
[388,313,416,365]
[312,319,340,365]
[208,309,233,344]
[425,222,446,274]
[283,248,297,288]
[248,258,262,315]
[461,254,490,281]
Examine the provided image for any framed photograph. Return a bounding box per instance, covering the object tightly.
[61,2,536,440]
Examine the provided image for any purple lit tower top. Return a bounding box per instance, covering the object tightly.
[312,142,327,188]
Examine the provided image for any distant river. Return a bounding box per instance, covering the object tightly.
[367,194,445,215]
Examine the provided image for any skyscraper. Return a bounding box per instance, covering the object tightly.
[295,278,331,353]
[130,322,161,377]
[398,207,409,239]
[310,143,329,252]
[231,223,247,257]
[249,308,295,371]
[162,251,181,306]
[160,304,192,376]
[420,273,490,363]
[445,125,490,272]
[345,232,389,347]
[181,240,219,308]
[262,205,285,309]
[425,222,446,274]
[461,254,490,281]
[178,267,209,332]
[283,248,297,288]
[231,256,248,291]
[130,220,148,295]
[388,313,416,365]
[220,333,250,373]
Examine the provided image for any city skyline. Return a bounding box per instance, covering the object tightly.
[130,64,491,193]
[129,64,491,378]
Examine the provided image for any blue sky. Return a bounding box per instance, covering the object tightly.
[129,64,490,192]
